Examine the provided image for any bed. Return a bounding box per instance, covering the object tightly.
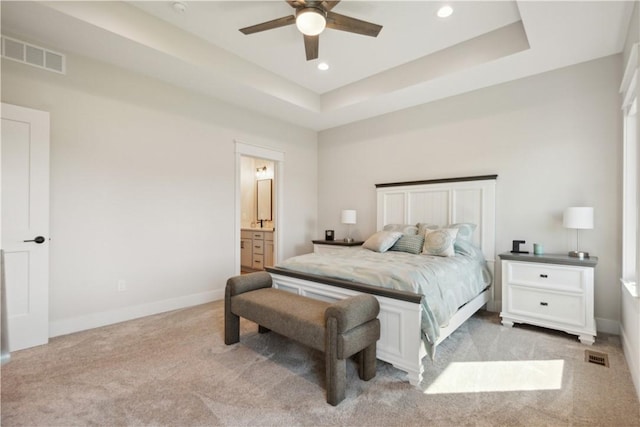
[266,175,497,385]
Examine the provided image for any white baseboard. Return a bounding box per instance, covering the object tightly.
[49,289,224,338]
[595,317,620,335]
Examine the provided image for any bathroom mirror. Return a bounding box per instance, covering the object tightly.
[257,179,272,221]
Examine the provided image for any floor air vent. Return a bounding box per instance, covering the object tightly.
[1,35,65,74]
[585,350,609,367]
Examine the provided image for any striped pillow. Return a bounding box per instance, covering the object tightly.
[390,234,425,255]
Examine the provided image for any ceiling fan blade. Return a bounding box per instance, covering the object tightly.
[325,11,382,37]
[321,1,341,11]
[239,15,296,35]
[303,35,319,60]
[286,0,306,8]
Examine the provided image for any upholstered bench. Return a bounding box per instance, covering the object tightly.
[225,271,380,406]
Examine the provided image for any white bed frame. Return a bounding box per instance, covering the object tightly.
[269,175,497,386]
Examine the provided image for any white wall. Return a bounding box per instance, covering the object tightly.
[318,55,622,331]
[1,52,317,336]
[624,2,639,65]
[240,156,257,228]
[621,0,640,401]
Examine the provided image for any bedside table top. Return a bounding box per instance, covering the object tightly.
[499,252,598,267]
[312,240,364,247]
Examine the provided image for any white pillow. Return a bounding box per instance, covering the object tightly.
[422,228,458,257]
[363,231,402,253]
[447,223,477,242]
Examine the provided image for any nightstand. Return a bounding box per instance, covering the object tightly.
[312,240,364,254]
[499,252,597,345]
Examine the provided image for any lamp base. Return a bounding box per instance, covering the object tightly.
[344,237,354,243]
[568,251,589,259]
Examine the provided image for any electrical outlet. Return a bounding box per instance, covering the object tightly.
[117,280,127,292]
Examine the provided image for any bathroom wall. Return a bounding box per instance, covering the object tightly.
[241,156,275,229]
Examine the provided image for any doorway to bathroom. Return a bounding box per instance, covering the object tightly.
[234,141,284,275]
[240,156,275,273]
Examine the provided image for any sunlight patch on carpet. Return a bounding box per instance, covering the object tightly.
[424,360,564,394]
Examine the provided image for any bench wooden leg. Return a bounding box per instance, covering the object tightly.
[358,343,377,381]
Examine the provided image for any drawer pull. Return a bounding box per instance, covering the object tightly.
[540,274,548,278]
[540,302,548,306]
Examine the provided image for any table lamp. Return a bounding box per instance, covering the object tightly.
[341,210,357,243]
[563,207,593,258]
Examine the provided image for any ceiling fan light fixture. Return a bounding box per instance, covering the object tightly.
[296,8,326,36]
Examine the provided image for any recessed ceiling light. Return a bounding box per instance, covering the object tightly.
[437,5,454,18]
[317,62,329,71]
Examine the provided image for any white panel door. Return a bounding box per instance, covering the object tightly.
[1,103,50,351]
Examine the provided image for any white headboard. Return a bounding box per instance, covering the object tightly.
[376,175,497,274]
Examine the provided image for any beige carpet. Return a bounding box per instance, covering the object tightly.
[1,300,639,426]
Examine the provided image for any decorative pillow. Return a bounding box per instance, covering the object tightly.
[390,234,425,255]
[417,222,439,236]
[447,223,477,242]
[422,228,459,257]
[454,239,484,258]
[383,223,418,235]
[363,231,402,253]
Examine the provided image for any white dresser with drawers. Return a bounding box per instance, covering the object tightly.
[499,252,597,345]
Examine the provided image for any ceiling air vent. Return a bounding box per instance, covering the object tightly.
[1,35,65,74]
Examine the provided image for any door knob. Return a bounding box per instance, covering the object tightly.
[24,236,46,244]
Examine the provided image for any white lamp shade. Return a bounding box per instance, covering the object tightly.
[341,210,357,225]
[296,9,326,36]
[563,207,594,229]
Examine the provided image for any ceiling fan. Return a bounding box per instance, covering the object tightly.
[239,1,383,61]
